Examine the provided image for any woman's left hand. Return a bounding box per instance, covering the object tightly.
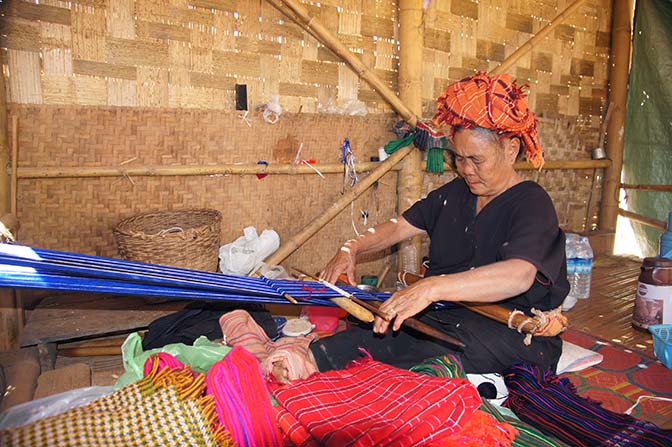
[374,276,442,333]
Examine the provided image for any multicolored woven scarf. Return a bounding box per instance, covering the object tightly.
[411,355,569,447]
[503,363,672,446]
[0,356,234,447]
[206,346,283,447]
[433,72,544,168]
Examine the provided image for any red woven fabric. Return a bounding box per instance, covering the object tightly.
[433,72,544,168]
[273,358,481,447]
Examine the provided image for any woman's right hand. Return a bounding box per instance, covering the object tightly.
[320,242,357,285]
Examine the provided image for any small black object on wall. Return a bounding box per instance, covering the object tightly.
[235,84,248,111]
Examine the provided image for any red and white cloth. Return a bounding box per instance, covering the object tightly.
[272,357,482,447]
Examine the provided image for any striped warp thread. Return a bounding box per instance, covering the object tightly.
[503,363,672,447]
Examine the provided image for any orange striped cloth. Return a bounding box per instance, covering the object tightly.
[433,72,544,169]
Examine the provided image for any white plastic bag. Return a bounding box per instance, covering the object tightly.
[218,226,280,275]
[0,386,113,429]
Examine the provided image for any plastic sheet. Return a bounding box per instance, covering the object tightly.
[114,332,231,389]
[0,386,113,429]
[622,0,672,255]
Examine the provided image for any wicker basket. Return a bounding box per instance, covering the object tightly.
[113,209,222,271]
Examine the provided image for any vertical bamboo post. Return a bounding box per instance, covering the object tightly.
[398,0,424,273]
[0,64,10,216]
[10,115,17,216]
[0,68,22,351]
[598,0,633,241]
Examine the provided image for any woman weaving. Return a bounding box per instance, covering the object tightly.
[312,72,570,374]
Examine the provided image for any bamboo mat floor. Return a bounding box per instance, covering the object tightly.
[565,255,654,355]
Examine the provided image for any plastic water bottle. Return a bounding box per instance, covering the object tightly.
[563,234,580,310]
[660,211,672,259]
[575,236,593,299]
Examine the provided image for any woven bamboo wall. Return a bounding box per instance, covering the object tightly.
[9,104,400,278]
[1,0,612,279]
[0,0,400,113]
[2,0,611,132]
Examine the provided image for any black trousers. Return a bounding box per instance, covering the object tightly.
[310,306,562,374]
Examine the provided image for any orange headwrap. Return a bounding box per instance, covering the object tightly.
[433,72,544,169]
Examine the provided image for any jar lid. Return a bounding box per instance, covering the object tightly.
[642,257,672,268]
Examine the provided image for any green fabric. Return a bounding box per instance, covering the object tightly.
[114,332,231,389]
[426,147,445,173]
[623,0,672,256]
[384,134,414,154]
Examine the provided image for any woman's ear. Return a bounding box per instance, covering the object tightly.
[505,137,521,164]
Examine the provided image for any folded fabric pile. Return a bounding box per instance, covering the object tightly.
[0,354,234,447]
[272,354,514,446]
[503,363,672,447]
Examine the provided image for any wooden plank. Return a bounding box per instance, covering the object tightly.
[34,363,92,399]
[19,293,188,347]
[0,348,40,411]
[56,354,124,387]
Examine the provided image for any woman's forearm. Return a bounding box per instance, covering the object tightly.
[429,259,538,303]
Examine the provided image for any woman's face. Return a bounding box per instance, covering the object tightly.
[451,128,519,198]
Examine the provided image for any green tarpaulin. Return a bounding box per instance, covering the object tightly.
[623,0,672,256]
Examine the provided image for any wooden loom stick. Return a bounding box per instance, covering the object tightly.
[292,268,375,323]
[400,272,543,335]
[489,0,590,75]
[294,268,466,349]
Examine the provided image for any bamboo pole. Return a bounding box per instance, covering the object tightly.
[0,66,10,214]
[10,116,17,216]
[0,74,21,352]
[397,0,424,274]
[275,0,417,126]
[262,145,414,267]
[17,161,402,179]
[620,183,672,192]
[16,158,610,180]
[618,208,666,231]
[599,0,633,236]
[490,0,590,75]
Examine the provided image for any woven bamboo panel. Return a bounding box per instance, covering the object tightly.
[10,105,400,279]
[1,0,400,114]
